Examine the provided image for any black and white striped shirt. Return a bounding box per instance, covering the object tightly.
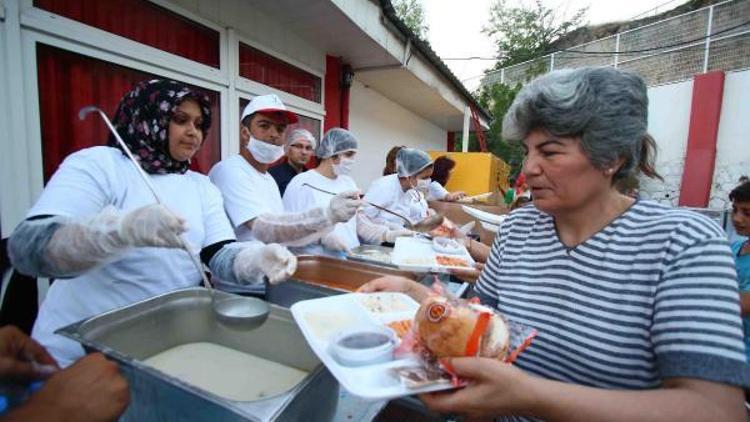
[476,200,749,420]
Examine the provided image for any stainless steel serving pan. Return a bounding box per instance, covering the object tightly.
[346,245,396,268]
[267,255,418,308]
[57,288,338,422]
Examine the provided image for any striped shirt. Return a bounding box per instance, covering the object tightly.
[475,200,749,421]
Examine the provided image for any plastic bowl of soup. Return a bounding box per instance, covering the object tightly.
[330,326,396,367]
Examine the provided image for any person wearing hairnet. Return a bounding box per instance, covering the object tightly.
[7,80,294,367]
[209,95,362,294]
[283,128,399,255]
[282,128,358,256]
[361,148,434,233]
[269,128,316,196]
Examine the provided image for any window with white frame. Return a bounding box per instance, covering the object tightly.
[36,43,222,179]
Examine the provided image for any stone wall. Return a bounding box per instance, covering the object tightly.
[639,159,685,207]
[710,161,750,209]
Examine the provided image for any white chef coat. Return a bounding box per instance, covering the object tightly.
[29,147,235,367]
[427,180,450,201]
[282,170,360,256]
[362,174,428,229]
[208,154,286,294]
[208,154,284,242]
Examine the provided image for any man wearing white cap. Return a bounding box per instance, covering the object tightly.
[269,128,316,196]
[209,95,361,294]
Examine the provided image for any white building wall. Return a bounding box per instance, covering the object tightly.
[639,79,693,206]
[709,69,750,209]
[348,79,446,190]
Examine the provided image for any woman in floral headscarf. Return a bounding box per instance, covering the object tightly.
[9,79,296,367]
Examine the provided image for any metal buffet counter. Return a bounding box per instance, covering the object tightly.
[57,254,468,421]
[58,288,337,421]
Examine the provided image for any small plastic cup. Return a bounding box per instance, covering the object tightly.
[330,326,396,367]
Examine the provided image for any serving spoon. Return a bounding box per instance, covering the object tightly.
[302,183,444,232]
[79,106,269,331]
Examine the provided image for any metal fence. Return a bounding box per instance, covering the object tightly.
[481,0,750,88]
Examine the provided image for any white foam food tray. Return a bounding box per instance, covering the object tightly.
[479,220,501,233]
[461,205,507,226]
[291,293,456,400]
[392,237,475,273]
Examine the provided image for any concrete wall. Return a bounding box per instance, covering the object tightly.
[639,79,693,206]
[639,69,750,209]
[709,69,750,209]
[348,79,446,190]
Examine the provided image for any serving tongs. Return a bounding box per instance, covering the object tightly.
[302,183,444,232]
[79,106,269,331]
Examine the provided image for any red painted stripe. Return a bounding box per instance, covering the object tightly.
[678,71,725,207]
[324,55,342,131]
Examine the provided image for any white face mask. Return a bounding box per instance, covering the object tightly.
[247,136,284,164]
[333,157,355,176]
[416,178,431,191]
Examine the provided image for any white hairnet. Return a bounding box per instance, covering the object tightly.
[315,128,358,159]
[396,148,433,177]
[286,128,317,150]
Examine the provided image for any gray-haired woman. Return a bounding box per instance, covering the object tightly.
[360,67,749,420]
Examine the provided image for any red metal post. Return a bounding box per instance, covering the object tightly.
[678,71,725,207]
[324,55,342,131]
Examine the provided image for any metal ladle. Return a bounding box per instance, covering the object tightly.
[302,183,444,232]
[79,106,268,331]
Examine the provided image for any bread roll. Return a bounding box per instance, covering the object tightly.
[415,296,510,359]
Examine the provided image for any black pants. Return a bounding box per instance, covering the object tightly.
[0,238,40,335]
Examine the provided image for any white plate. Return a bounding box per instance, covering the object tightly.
[461,205,507,226]
[392,237,475,273]
[291,293,456,400]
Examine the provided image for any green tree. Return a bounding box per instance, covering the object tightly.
[484,0,587,69]
[450,83,525,178]
[393,0,429,40]
[476,82,525,177]
[470,0,587,177]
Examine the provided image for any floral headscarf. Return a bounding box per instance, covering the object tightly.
[108,79,212,174]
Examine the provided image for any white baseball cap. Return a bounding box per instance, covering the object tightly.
[241,94,298,124]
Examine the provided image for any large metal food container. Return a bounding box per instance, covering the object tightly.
[267,255,418,308]
[57,288,338,422]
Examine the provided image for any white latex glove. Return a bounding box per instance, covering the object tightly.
[27,205,187,278]
[119,204,187,248]
[321,232,350,253]
[234,244,297,285]
[383,228,415,243]
[326,190,363,224]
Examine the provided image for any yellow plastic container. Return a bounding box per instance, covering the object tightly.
[427,152,510,197]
